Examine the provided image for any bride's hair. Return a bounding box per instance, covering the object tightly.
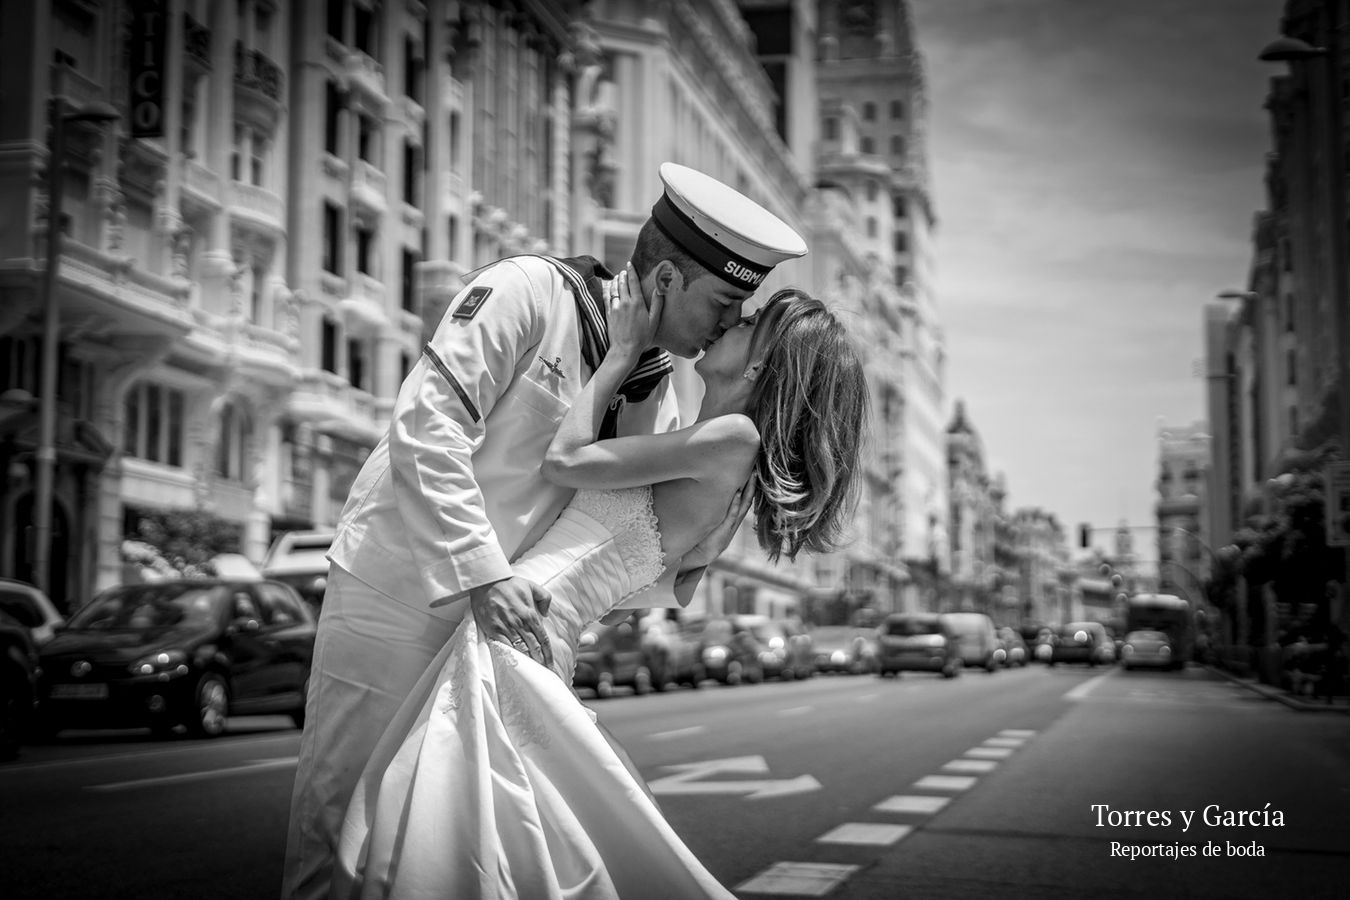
[745,289,868,562]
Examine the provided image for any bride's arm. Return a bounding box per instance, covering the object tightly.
[542,264,758,489]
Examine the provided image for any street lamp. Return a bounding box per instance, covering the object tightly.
[32,75,119,597]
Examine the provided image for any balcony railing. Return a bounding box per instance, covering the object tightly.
[234,41,283,103]
[228,181,285,233]
[184,15,212,70]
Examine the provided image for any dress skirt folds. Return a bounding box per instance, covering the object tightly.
[332,489,734,899]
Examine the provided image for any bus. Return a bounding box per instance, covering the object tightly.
[1124,593,1193,668]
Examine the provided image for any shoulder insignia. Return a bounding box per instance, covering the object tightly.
[451,286,492,320]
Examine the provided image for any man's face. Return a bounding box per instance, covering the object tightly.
[651,268,755,358]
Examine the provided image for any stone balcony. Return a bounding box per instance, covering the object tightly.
[287,370,381,445]
[345,50,389,108]
[181,159,222,211]
[233,41,284,127]
[350,160,388,217]
[228,180,285,236]
[338,273,390,338]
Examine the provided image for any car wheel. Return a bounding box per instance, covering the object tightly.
[633,666,653,696]
[291,677,309,729]
[688,664,706,688]
[725,661,742,686]
[595,671,615,699]
[188,673,229,738]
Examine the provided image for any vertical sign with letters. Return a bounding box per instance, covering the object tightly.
[129,0,167,138]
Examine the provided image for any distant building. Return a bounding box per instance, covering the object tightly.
[1011,508,1069,626]
[1155,422,1211,608]
[945,400,1006,617]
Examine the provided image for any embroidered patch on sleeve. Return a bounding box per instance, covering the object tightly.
[451,286,492,320]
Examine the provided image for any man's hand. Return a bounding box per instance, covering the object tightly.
[682,480,754,570]
[470,576,553,668]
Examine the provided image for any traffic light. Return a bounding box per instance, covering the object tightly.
[1079,523,1092,548]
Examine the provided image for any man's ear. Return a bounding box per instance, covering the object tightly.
[654,260,681,295]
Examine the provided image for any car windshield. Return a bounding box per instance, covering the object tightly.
[701,620,733,643]
[0,590,43,628]
[65,584,226,631]
[885,618,939,637]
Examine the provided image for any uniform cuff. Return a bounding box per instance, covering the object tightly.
[424,543,514,607]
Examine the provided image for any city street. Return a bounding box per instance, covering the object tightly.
[2,665,1347,899]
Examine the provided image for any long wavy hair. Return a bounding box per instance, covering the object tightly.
[745,289,868,562]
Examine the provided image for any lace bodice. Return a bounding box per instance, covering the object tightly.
[509,487,665,681]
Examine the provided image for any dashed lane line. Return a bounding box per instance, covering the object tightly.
[913,774,978,791]
[88,756,297,792]
[815,822,913,846]
[964,746,1015,759]
[647,725,707,741]
[873,794,950,815]
[736,862,859,897]
[942,758,999,774]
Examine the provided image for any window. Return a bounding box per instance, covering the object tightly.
[893,231,909,253]
[866,181,878,202]
[1287,349,1297,386]
[402,139,419,206]
[824,116,838,141]
[321,317,339,373]
[1290,405,1299,435]
[250,134,266,185]
[358,114,377,164]
[250,264,264,321]
[893,195,907,218]
[356,226,375,276]
[216,401,252,481]
[400,350,413,380]
[327,0,345,41]
[448,111,462,171]
[890,134,905,156]
[866,217,877,238]
[354,2,376,57]
[860,136,874,154]
[1284,294,1294,332]
[347,338,366,390]
[401,247,417,312]
[322,202,342,274]
[325,81,342,155]
[890,100,904,119]
[403,35,423,104]
[447,214,458,258]
[894,265,909,285]
[230,124,244,180]
[258,584,306,625]
[862,101,876,121]
[123,382,187,467]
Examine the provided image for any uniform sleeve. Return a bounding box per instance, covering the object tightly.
[388,259,545,605]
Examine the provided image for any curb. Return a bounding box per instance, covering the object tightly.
[1206,665,1350,714]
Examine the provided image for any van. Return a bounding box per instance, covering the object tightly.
[939,612,1000,673]
[261,531,334,613]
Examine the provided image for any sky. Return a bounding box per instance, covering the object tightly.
[905,0,1285,564]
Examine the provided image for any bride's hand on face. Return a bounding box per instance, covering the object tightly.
[606,264,662,363]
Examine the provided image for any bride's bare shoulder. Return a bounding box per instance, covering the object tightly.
[686,413,759,449]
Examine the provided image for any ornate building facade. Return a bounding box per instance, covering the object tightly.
[1,0,941,618]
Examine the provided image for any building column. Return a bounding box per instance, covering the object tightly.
[200,0,238,309]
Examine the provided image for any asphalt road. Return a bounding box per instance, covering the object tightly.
[1,664,1346,899]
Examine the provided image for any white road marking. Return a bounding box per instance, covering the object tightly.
[913,774,978,792]
[984,736,1026,748]
[647,755,821,799]
[853,693,878,702]
[816,822,913,846]
[874,794,950,815]
[943,758,998,774]
[88,756,297,792]
[737,862,859,896]
[1065,672,1113,701]
[777,705,814,717]
[998,729,1037,738]
[965,746,1015,759]
[647,725,707,741]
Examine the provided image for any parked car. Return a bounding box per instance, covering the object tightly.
[941,612,1001,673]
[1120,629,1174,670]
[876,613,961,678]
[638,612,705,690]
[997,627,1029,667]
[809,625,879,675]
[689,616,764,686]
[1049,621,1116,667]
[36,579,316,738]
[0,609,40,759]
[261,531,335,614]
[732,614,815,680]
[573,612,652,698]
[0,578,66,647]
[1022,625,1055,663]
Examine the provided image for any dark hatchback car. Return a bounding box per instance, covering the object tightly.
[691,616,765,686]
[876,613,960,678]
[0,609,40,759]
[36,579,315,738]
[573,611,653,699]
[1049,621,1115,667]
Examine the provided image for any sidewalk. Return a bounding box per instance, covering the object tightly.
[1207,664,1350,713]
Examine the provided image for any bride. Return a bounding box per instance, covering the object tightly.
[333,268,868,899]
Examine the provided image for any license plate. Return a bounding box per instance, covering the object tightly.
[50,683,109,700]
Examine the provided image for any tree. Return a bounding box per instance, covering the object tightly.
[122,506,243,578]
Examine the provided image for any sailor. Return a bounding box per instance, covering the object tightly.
[281,162,808,900]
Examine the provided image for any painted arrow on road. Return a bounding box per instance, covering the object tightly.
[647,755,821,799]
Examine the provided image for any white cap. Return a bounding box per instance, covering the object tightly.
[652,162,807,290]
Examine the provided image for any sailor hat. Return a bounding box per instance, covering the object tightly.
[651,162,808,291]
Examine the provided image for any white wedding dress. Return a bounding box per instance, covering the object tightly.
[332,488,735,899]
